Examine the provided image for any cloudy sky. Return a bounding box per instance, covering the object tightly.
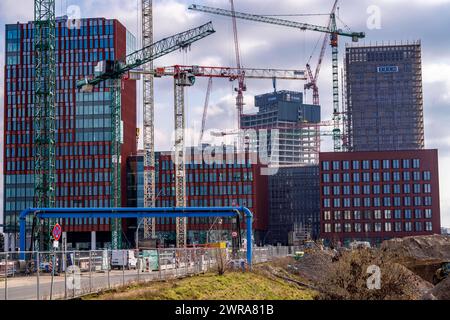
[0,0,449,228]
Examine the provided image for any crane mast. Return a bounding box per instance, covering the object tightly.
[34,0,56,250]
[188,3,365,152]
[78,22,216,249]
[142,0,156,240]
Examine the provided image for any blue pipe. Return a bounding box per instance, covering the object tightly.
[19,207,254,265]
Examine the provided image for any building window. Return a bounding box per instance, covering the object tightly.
[424,197,432,206]
[324,224,332,233]
[353,198,361,207]
[335,223,342,233]
[415,222,423,232]
[393,185,401,194]
[385,210,392,219]
[354,210,362,220]
[414,197,422,206]
[365,223,372,232]
[403,159,410,169]
[374,210,382,220]
[383,160,390,169]
[414,184,421,194]
[333,174,340,183]
[343,186,351,195]
[332,161,340,170]
[413,172,421,181]
[322,161,330,171]
[364,210,372,220]
[355,223,362,233]
[394,210,402,219]
[324,199,331,208]
[363,172,370,182]
[383,197,391,207]
[323,174,330,183]
[374,198,381,207]
[354,185,361,195]
[343,173,350,183]
[344,223,352,233]
[425,209,432,219]
[334,198,341,208]
[423,171,431,181]
[373,172,380,182]
[391,160,400,169]
[403,172,411,181]
[424,184,431,194]
[404,184,411,194]
[363,185,371,195]
[425,222,433,232]
[352,160,360,170]
[385,222,392,232]
[373,185,381,194]
[362,160,370,170]
[344,211,352,220]
[324,211,331,221]
[344,198,351,208]
[404,197,411,206]
[405,222,413,232]
[415,209,422,219]
[364,198,371,207]
[405,210,412,219]
[334,211,342,220]
[353,173,360,183]
[395,222,402,232]
[413,159,420,169]
[343,161,350,170]
[372,160,380,170]
[383,185,390,194]
[383,172,391,182]
[323,186,331,196]
[393,172,401,182]
[333,186,341,195]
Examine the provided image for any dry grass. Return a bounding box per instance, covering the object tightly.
[84,269,317,301]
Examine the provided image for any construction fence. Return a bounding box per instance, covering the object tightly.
[0,246,295,300]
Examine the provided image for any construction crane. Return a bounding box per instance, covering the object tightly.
[77,22,216,249]
[230,0,246,147]
[188,3,365,152]
[141,0,156,241]
[305,0,338,106]
[34,0,56,250]
[199,77,213,145]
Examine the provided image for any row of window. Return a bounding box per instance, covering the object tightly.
[323,209,433,221]
[156,184,254,197]
[323,184,432,196]
[156,197,253,208]
[323,221,433,234]
[322,159,421,171]
[323,171,431,183]
[159,171,254,184]
[323,196,433,208]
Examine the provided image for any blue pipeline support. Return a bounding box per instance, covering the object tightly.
[19,207,253,265]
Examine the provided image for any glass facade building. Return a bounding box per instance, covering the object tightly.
[268,166,320,245]
[3,17,137,250]
[241,90,320,166]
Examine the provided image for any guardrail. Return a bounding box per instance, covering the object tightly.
[0,246,295,300]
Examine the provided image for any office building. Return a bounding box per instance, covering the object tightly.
[3,17,137,250]
[268,166,320,245]
[345,42,424,151]
[241,90,321,166]
[126,146,269,245]
[319,149,441,246]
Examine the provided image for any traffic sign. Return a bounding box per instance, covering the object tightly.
[52,224,62,241]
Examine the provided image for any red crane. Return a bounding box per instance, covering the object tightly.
[305,0,338,106]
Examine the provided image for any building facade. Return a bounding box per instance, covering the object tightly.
[127,147,269,246]
[3,17,137,250]
[345,42,424,151]
[241,90,320,166]
[268,166,320,246]
[319,150,441,246]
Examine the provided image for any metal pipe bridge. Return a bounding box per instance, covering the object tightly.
[19,207,254,265]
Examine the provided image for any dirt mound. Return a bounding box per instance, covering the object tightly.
[289,250,334,283]
[381,235,450,265]
[429,277,450,300]
[395,264,434,299]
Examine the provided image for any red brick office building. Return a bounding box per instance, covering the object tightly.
[319,150,441,246]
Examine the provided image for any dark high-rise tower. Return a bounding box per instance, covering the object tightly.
[345,42,424,151]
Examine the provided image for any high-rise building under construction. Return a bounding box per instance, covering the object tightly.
[3,16,137,250]
[344,42,424,152]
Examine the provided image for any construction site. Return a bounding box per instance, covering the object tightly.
[1,0,448,301]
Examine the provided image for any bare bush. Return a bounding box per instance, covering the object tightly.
[214,249,227,276]
[317,249,420,300]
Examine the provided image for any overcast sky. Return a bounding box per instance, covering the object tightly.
[0,0,449,228]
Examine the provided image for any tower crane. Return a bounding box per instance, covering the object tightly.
[305,0,338,106]
[188,3,365,152]
[34,0,56,250]
[230,0,246,146]
[141,0,156,241]
[77,22,216,249]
